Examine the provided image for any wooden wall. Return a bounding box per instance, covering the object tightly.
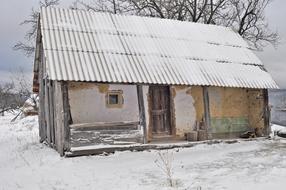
[38,79,70,156]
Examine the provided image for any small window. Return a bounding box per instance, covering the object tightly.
[106,90,123,108]
[109,94,119,105]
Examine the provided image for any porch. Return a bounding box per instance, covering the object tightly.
[65,136,267,157]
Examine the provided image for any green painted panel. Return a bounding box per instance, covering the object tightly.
[210,117,249,134]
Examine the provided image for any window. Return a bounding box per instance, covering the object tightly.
[106,90,123,108]
[109,94,119,105]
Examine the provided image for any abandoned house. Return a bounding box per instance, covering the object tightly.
[33,7,278,156]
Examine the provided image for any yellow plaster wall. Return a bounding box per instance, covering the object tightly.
[247,89,265,131]
[208,87,249,118]
[208,87,265,137]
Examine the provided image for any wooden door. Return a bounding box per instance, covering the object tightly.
[149,86,171,136]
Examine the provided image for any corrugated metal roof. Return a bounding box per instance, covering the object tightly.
[39,7,278,89]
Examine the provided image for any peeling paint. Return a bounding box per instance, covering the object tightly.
[98,84,109,93]
[68,82,96,91]
[208,87,265,137]
[172,86,199,137]
[248,89,264,130]
[189,86,204,122]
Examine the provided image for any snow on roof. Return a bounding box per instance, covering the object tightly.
[38,7,278,89]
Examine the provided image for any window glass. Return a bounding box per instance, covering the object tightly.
[109,94,119,104]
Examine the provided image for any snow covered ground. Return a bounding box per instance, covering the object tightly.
[1,113,286,190]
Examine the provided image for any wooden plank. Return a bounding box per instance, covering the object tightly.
[48,81,55,146]
[62,82,71,152]
[54,81,64,156]
[38,77,46,142]
[65,137,268,157]
[38,42,46,142]
[203,86,211,139]
[137,85,147,143]
[70,121,140,130]
[44,79,51,145]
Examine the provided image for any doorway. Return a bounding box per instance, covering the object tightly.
[149,86,172,137]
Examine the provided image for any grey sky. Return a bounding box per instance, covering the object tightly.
[0,0,285,88]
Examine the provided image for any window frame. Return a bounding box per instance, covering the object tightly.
[106,90,124,108]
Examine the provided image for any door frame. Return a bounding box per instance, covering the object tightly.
[148,85,176,140]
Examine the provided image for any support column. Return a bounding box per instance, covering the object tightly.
[62,81,71,152]
[137,85,147,144]
[263,89,270,136]
[203,86,211,139]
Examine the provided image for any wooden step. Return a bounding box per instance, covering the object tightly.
[70,121,139,131]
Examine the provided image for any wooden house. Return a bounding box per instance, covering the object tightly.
[33,7,278,156]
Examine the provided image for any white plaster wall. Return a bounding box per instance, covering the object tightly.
[173,87,197,136]
[68,83,139,124]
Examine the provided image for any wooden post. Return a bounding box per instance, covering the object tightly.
[48,81,55,146]
[38,78,46,142]
[44,79,51,146]
[137,85,147,144]
[263,89,270,136]
[62,81,71,152]
[38,44,47,143]
[203,86,211,139]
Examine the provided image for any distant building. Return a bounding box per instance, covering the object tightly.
[33,7,278,156]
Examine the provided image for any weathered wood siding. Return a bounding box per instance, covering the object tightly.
[52,81,71,155]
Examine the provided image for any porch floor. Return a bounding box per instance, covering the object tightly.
[65,137,268,157]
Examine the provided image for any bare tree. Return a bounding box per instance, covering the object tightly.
[13,0,60,57]
[0,83,16,116]
[154,150,175,187]
[11,68,39,114]
[72,0,133,14]
[0,68,38,117]
[219,0,279,49]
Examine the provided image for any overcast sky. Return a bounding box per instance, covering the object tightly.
[0,0,285,88]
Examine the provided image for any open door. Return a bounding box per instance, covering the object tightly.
[149,86,171,137]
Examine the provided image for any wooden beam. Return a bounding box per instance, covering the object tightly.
[203,86,211,139]
[62,82,71,152]
[70,121,140,131]
[44,79,51,146]
[137,85,147,144]
[48,81,55,146]
[38,40,46,142]
[54,81,64,156]
[38,76,46,142]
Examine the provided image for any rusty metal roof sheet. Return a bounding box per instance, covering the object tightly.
[38,7,278,89]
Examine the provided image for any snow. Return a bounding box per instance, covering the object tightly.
[1,113,286,190]
[272,124,286,133]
